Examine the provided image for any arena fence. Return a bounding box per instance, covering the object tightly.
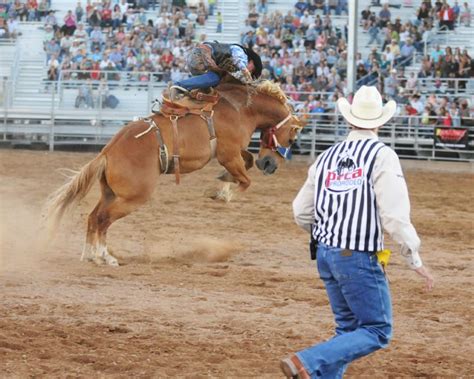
[0,80,473,162]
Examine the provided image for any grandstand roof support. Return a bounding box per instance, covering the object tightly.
[347,0,358,94]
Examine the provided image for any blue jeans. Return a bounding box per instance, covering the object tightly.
[296,243,392,378]
[175,71,221,90]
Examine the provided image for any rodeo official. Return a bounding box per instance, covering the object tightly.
[281,86,434,379]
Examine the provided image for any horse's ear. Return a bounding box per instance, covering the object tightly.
[292,115,306,129]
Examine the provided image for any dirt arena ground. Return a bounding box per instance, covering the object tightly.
[1,149,473,378]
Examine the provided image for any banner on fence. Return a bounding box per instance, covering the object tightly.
[434,127,469,149]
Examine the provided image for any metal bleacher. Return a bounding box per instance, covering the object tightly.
[1,0,472,160]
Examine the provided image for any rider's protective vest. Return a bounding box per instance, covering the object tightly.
[204,42,246,73]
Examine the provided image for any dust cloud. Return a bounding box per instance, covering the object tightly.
[0,196,47,272]
[175,237,242,263]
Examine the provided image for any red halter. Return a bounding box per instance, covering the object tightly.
[260,113,293,158]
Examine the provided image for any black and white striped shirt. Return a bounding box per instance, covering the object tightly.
[312,138,386,252]
[293,130,422,268]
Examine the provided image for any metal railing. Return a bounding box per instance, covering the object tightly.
[432,29,474,49]
[57,69,181,83]
[9,43,21,108]
[1,103,473,162]
[402,77,474,95]
[276,113,474,162]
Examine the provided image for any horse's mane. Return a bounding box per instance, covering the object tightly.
[216,76,290,111]
[254,80,288,105]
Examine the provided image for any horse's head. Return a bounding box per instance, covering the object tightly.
[256,114,305,175]
[249,81,305,175]
[216,79,306,175]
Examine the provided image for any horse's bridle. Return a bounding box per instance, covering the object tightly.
[260,113,298,160]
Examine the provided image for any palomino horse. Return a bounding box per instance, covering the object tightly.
[46,80,304,266]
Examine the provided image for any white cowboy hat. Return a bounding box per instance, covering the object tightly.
[337,85,396,129]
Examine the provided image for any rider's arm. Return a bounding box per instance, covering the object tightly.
[230,45,249,71]
[373,146,422,269]
[293,157,320,233]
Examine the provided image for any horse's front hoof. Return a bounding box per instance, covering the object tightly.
[104,254,119,266]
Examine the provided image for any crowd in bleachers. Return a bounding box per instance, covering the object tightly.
[237,0,471,120]
[44,1,212,86]
[1,0,472,120]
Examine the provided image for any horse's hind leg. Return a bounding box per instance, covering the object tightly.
[81,176,115,262]
[92,195,148,266]
[81,203,99,262]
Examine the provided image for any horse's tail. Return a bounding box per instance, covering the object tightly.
[45,154,107,237]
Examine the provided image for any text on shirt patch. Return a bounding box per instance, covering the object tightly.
[325,153,364,193]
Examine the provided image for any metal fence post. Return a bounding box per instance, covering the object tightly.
[391,122,395,149]
[49,85,55,151]
[95,81,103,141]
[97,84,103,143]
[2,78,8,141]
[310,116,316,161]
[147,81,153,114]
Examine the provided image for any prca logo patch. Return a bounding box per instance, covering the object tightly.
[325,152,364,193]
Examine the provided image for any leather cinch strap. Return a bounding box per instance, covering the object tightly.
[134,117,169,174]
[169,115,181,185]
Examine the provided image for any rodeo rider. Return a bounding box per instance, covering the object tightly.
[281,86,434,378]
[169,41,263,100]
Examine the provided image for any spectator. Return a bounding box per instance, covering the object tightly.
[378,3,391,28]
[101,3,113,28]
[409,93,424,114]
[90,25,104,51]
[449,101,461,127]
[111,4,122,30]
[384,69,398,98]
[99,79,119,108]
[0,16,6,38]
[367,20,382,46]
[361,6,372,30]
[37,0,48,20]
[118,0,129,24]
[7,15,20,38]
[459,2,471,26]
[99,53,115,70]
[405,72,419,94]
[216,11,222,33]
[400,37,415,65]
[61,10,77,36]
[60,33,73,57]
[13,0,27,21]
[75,80,94,108]
[416,2,431,26]
[88,7,102,28]
[438,107,453,126]
[108,47,124,69]
[44,10,58,31]
[208,0,216,16]
[438,3,455,31]
[459,100,472,126]
[45,38,60,61]
[294,0,308,17]
[388,39,400,59]
[47,53,60,81]
[26,0,38,21]
[75,1,84,23]
[248,5,259,28]
[242,30,256,48]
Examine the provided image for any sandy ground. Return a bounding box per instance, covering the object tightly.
[0,149,473,378]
